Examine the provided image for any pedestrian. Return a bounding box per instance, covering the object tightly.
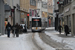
[58,25,62,34]
[18,24,21,34]
[20,25,23,33]
[64,25,70,36]
[6,22,11,38]
[15,23,19,37]
[11,25,16,37]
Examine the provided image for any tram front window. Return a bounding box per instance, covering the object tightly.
[32,19,41,27]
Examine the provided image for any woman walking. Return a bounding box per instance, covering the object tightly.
[15,23,19,37]
[58,25,62,34]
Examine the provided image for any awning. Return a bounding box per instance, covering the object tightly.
[59,13,64,17]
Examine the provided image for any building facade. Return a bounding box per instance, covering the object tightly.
[57,0,75,36]
[0,0,5,35]
[4,0,20,25]
[20,0,37,29]
[37,0,48,27]
[47,0,54,27]
[71,0,75,35]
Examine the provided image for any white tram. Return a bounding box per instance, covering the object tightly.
[31,17,45,32]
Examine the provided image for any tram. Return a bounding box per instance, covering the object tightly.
[31,17,45,32]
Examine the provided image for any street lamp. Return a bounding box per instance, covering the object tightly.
[13,6,16,26]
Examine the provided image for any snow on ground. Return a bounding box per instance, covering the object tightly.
[45,30,75,50]
[0,32,56,50]
[0,33,39,50]
[34,32,55,50]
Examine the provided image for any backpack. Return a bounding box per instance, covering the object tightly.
[7,27,11,30]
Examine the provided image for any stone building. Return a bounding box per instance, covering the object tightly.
[4,0,20,25]
[20,0,37,28]
[58,0,75,36]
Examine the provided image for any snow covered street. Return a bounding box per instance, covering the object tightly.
[0,33,40,50]
[0,32,55,50]
[0,27,74,50]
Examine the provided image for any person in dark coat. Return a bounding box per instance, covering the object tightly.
[6,22,11,38]
[58,25,62,34]
[11,25,16,37]
[64,25,70,36]
[20,25,23,33]
[18,24,21,34]
[15,23,19,37]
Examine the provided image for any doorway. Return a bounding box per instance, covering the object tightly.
[73,14,75,35]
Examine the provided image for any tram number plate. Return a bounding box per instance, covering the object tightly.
[36,27,38,29]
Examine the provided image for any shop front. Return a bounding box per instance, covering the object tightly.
[42,11,48,27]
[64,4,72,34]
[59,13,64,32]
[20,11,29,29]
[71,2,75,35]
[48,13,53,27]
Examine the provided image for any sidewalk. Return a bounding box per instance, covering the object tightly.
[45,27,75,50]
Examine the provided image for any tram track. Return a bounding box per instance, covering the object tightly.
[32,32,55,50]
[32,33,42,50]
[39,32,72,50]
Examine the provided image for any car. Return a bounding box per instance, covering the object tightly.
[20,24,27,32]
[20,24,25,29]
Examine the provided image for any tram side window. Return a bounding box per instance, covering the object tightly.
[32,19,41,27]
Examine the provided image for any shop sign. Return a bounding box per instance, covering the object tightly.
[65,8,70,13]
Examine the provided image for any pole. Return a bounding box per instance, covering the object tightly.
[13,6,16,37]
[13,6,16,26]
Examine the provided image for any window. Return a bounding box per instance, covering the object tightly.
[30,0,36,6]
[68,0,71,3]
[32,18,41,27]
[63,0,71,6]
[42,2,47,9]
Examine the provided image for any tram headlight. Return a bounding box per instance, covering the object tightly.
[39,27,41,29]
[32,27,34,29]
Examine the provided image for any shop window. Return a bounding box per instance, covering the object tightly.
[68,16,71,32]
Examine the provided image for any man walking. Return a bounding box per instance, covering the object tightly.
[6,22,11,38]
[64,25,70,36]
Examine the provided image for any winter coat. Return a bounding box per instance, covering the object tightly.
[64,25,70,34]
[6,23,11,31]
[15,25,19,33]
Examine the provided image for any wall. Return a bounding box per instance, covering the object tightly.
[0,0,5,35]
